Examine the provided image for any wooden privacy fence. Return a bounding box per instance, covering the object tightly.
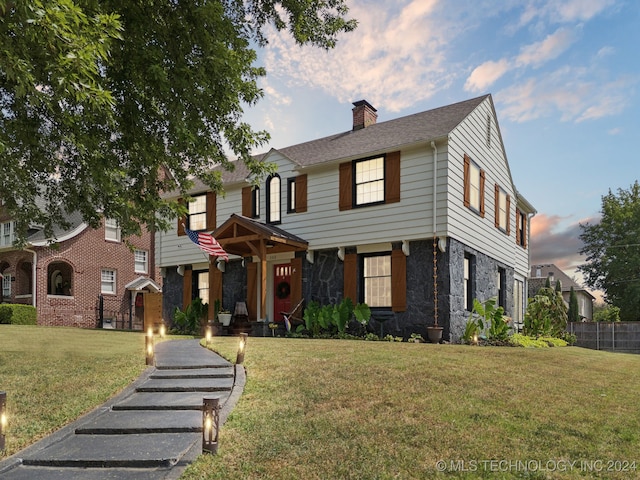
[569,322,640,353]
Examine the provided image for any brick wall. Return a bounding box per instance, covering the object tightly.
[0,221,160,328]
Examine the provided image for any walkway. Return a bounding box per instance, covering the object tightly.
[0,339,245,480]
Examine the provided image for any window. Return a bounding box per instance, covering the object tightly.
[363,254,391,307]
[464,253,475,311]
[1,221,14,247]
[355,156,384,206]
[287,177,296,213]
[2,274,10,297]
[266,175,281,223]
[495,186,510,233]
[101,269,116,294]
[463,155,485,216]
[252,187,260,218]
[497,267,506,308]
[134,250,148,274]
[188,194,207,231]
[194,270,209,305]
[104,218,121,242]
[516,209,527,247]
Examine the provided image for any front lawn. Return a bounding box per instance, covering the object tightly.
[0,325,148,456]
[187,337,640,479]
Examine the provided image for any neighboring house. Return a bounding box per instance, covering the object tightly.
[0,211,161,329]
[528,264,595,321]
[158,94,536,342]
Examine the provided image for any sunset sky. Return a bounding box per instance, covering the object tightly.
[241,0,639,298]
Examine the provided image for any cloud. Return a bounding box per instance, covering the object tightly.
[518,0,617,26]
[464,59,511,92]
[515,27,578,68]
[262,0,454,112]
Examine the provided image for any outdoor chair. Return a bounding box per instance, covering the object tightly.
[282,298,304,332]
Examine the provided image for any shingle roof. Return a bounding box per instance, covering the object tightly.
[185,95,490,192]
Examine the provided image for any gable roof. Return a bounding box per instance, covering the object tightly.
[186,95,490,192]
[529,264,595,299]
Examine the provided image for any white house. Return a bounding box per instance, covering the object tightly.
[157,95,536,342]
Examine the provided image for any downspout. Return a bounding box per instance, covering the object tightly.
[431,141,438,237]
[23,248,37,308]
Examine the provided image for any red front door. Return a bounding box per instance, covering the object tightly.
[273,263,292,322]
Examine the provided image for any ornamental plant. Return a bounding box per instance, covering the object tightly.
[468,297,511,341]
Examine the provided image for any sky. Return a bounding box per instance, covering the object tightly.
[241,0,639,299]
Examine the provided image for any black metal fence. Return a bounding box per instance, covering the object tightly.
[97,295,142,331]
[569,322,640,353]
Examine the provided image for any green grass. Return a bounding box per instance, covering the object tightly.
[185,337,640,480]
[0,325,149,457]
[1,328,639,478]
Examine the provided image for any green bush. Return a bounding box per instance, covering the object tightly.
[299,299,371,337]
[0,304,37,325]
[509,333,569,348]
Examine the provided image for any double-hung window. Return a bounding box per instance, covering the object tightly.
[134,250,148,274]
[1,221,14,247]
[463,154,485,216]
[464,253,475,311]
[355,157,385,206]
[363,254,391,307]
[101,269,116,294]
[495,185,510,233]
[104,218,121,242]
[189,195,207,231]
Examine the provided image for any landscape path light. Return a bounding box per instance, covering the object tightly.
[159,323,166,338]
[205,325,212,345]
[236,333,248,364]
[145,329,154,366]
[0,391,7,452]
[202,397,220,454]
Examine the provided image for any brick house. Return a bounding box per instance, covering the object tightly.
[0,210,161,329]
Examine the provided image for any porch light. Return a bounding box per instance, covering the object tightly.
[236,333,248,364]
[205,325,212,345]
[145,331,154,366]
[202,397,220,454]
[0,391,7,451]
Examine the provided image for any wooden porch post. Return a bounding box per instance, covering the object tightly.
[259,240,267,320]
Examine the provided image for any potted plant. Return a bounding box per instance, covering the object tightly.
[217,309,232,327]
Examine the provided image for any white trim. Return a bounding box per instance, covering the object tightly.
[30,223,89,247]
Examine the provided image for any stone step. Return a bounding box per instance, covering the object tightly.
[136,377,233,392]
[112,391,227,411]
[150,367,233,379]
[75,410,201,434]
[20,433,198,468]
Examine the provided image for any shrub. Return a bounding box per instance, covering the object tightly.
[300,299,371,338]
[524,287,567,337]
[469,297,511,341]
[509,333,569,348]
[0,304,37,325]
[173,297,208,335]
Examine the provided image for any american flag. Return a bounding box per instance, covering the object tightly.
[185,227,228,261]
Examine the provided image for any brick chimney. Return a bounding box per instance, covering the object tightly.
[352,100,377,130]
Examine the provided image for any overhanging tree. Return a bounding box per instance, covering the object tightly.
[0,0,356,244]
[578,181,640,321]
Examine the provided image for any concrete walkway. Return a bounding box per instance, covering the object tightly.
[0,339,245,480]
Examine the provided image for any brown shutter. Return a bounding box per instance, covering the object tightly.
[494,184,500,228]
[182,267,192,309]
[463,155,470,208]
[290,256,303,306]
[515,208,521,246]
[343,253,357,302]
[295,174,307,213]
[339,162,352,211]
[479,169,486,218]
[523,213,528,248]
[209,264,222,320]
[177,198,186,236]
[246,262,257,321]
[242,186,252,217]
[385,151,400,204]
[391,249,406,312]
[506,194,511,235]
[206,192,216,231]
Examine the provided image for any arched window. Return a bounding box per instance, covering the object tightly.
[16,260,32,296]
[48,261,73,296]
[266,174,281,224]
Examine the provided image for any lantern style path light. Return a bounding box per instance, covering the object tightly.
[0,391,7,452]
[236,333,248,364]
[159,322,166,338]
[202,397,220,454]
[145,329,154,366]
[205,325,212,345]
